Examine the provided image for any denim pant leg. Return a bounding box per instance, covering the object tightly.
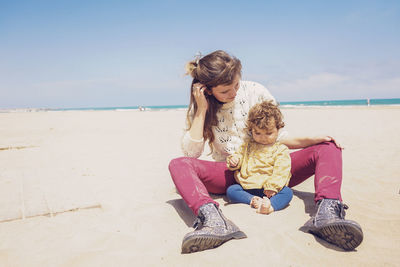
[270,186,293,211]
[227,184,293,211]
[226,184,264,205]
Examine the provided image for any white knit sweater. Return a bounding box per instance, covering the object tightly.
[181,80,285,162]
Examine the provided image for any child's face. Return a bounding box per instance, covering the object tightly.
[251,119,278,145]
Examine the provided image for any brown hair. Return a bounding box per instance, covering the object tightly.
[246,100,285,133]
[185,50,242,152]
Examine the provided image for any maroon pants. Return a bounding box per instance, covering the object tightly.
[169,142,342,215]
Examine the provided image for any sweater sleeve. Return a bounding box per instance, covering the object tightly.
[263,144,292,192]
[246,81,277,106]
[226,142,246,170]
[181,131,205,158]
[247,81,289,141]
[180,108,206,158]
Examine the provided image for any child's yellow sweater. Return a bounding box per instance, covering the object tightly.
[227,141,291,193]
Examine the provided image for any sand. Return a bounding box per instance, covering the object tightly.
[0,106,399,266]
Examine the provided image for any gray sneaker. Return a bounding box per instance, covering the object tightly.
[181,203,247,253]
[303,199,363,250]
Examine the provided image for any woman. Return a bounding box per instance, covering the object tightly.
[169,50,363,253]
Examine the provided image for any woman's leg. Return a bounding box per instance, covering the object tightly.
[270,186,293,211]
[288,142,363,250]
[169,157,246,254]
[168,157,236,215]
[288,142,342,202]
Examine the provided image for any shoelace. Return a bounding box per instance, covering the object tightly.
[192,207,228,229]
[192,215,204,229]
[339,203,349,219]
[326,201,349,219]
[314,200,349,224]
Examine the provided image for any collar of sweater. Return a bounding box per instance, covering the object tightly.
[220,100,235,110]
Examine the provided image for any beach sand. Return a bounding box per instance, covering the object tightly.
[0,107,399,266]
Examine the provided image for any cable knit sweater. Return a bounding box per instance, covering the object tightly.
[181,81,286,161]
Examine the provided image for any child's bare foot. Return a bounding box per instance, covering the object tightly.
[256,197,274,215]
[250,196,262,209]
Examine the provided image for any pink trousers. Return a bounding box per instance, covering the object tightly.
[169,142,343,215]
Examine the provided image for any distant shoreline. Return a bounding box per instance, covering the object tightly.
[1,98,399,113]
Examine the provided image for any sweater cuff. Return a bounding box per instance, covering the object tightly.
[186,132,204,143]
[262,185,279,193]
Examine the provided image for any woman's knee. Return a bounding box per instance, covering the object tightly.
[319,141,341,152]
[313,142,342,160]
[168,157,193,172]
[168,157,193,183]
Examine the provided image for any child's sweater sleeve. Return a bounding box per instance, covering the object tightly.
[263,144,292,193]
[226,142,246,171]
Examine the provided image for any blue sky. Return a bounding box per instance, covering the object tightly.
[0,0,399,108]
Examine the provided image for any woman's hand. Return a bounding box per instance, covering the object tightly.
[188,83,209,140]
[314,135,344,149]
[192,83,208,112]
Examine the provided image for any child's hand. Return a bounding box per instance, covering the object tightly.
[264,190,276,198]
[228,156,240,168]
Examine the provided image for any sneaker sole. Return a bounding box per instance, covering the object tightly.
[311,221,363,251]
[181,231,247,254]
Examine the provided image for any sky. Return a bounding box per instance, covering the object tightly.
[0,0,399,109]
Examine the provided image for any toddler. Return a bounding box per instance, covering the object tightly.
[226,101,293,214]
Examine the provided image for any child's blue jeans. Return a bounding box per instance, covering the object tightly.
[226,184,293,211]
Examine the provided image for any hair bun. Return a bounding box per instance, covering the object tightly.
[185,60,197,77]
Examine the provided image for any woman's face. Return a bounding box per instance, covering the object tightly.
[210,75,240,103]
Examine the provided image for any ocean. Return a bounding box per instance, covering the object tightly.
[279,98,400,107]
[2,98,400,112]
[59,98,400,111]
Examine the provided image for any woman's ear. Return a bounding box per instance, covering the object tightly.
[205,88,213,95]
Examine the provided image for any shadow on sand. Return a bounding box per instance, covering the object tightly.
[292,189,316,217]
[167,188,349,251]
[166,191,227,227]
[292,189,351,252]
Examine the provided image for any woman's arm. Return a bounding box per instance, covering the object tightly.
[280,135,343,150]
[181,109,207,158]
[181,84,209,158]
[181,131,205,158]
[189,84,209,140]
[188,109,207,140]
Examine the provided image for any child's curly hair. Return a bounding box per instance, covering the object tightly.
[246,100,285,132]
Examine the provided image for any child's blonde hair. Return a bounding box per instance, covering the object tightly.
[246,100,285,132]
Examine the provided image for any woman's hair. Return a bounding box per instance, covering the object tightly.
[246,100,285,133]
[185,50,242,152]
